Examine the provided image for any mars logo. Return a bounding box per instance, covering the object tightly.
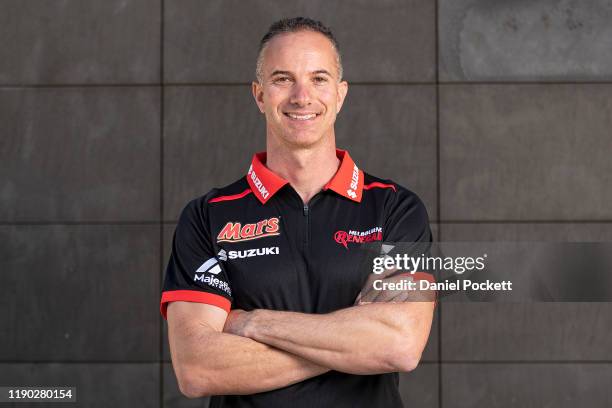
[217,217,280,243]
[334,226,383,249]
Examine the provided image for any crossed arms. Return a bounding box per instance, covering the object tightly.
[167,273,435,398]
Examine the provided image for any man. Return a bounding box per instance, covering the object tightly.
[161,17,435,408]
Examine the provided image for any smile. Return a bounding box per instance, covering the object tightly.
[284,112,320,121]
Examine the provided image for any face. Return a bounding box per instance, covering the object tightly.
[253,31,348,148]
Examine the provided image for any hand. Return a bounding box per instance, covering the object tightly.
[223,309,255,337]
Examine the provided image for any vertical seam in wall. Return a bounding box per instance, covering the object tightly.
[435,1,443,408]
[159,0,165,406]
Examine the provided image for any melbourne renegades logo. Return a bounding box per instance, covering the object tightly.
[217,217,280,243]
[334,227,383,249]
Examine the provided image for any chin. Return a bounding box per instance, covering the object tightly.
[282,132,325,148]
[272,127,322,147]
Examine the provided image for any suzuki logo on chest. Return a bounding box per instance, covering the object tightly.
[227,246,280,259]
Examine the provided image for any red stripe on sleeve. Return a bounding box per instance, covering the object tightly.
[160,290,232,319]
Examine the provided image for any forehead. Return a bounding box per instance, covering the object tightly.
[262,31,338,74]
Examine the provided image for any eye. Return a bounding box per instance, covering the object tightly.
[273,76,292,84]
[313,76,328,83]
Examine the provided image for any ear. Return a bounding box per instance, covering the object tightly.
[252,81,265,113]
[336,80,349,114]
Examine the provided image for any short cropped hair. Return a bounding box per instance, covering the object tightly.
[255,17,343,82]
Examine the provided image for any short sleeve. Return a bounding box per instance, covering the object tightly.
[383,185,432,244]
[383,185,436,284]
[160,197,233,319]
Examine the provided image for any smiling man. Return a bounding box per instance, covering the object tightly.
[161,17,435,408]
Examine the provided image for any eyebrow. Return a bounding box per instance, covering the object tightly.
[270,70,292,77]
[269,69,333,78]
[312,69,333,77]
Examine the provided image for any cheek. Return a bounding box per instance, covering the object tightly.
[318,88,338,109]
[263,89,284,112]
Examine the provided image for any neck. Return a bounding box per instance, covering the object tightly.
[266,138,340,204]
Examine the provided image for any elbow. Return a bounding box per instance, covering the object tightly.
[176,368,216,399]
[391,353,420,373]
[386,349,420,373]
[178,381,201,399]
[177,374,205,399]
[385,337,423,373]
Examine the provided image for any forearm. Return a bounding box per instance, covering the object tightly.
[238,302,433,374]
[171,321,327,397]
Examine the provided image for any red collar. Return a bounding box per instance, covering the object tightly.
[246,149,364,204]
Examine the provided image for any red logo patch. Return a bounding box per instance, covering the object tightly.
[334,227,382,249]
[217,217,280,243]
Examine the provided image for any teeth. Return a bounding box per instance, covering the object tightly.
[287,113,317,120]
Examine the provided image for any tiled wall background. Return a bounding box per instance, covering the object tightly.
[1,1,611,407]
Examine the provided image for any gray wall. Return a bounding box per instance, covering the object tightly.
[1,1,611,407]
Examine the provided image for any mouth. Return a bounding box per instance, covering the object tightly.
[283,112,321,121]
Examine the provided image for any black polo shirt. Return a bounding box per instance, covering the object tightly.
[161,149,432,408]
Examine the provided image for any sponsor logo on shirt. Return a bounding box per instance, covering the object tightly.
[195,274,232,296]
[346,164,359,199]
[334,226,383,249]
[217,249,228,261]
[248,164,269,199]
[194,256,231,295]
[217,217,280,243]
[226,246,279,259]
[195,257,222,275]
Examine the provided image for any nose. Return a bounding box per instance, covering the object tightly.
[289,81,311,106]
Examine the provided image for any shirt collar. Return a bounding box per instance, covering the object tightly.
[246,149,364,204]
